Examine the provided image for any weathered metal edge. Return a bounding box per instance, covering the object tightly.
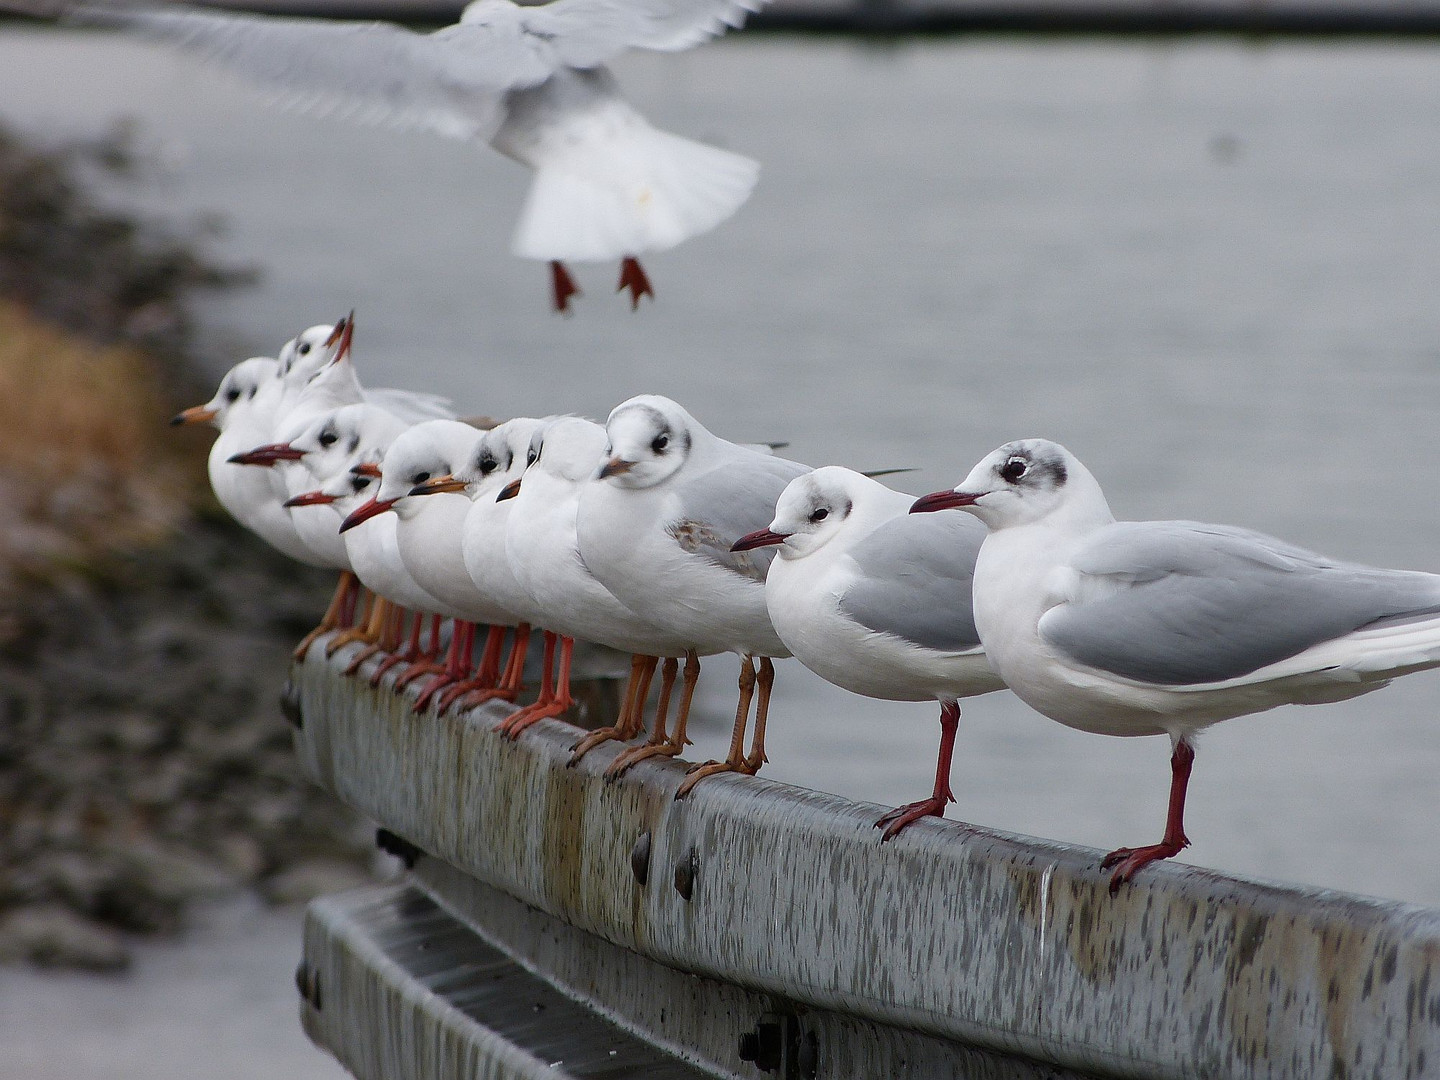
[291,643,1440,1080]
[412,857,1108,1079]
[300,884,719,1079]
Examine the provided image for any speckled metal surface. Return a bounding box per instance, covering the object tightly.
[292,644,1440,1079]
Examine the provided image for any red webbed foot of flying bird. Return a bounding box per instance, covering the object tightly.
[550,261,581,313]
[617,256,653,310]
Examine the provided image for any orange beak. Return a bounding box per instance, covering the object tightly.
[170,405,218,427]
[408,474,468,497]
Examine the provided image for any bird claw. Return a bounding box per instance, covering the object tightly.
[603,741,681,782]
[1101,838,1189,895]
[616,257,653,310]
[875,797,948,842]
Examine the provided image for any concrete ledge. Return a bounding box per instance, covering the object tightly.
[291,643,1440,1080]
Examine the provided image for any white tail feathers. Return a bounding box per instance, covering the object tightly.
[509,124,759,264]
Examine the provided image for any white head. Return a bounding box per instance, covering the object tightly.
[278,316,349,389]
[286,404,368,485]
[284,404,404,514]
[451,417,551,495]
[172,356,278,430]
[496,417,605,502]
[598,394,711,489]
[911,439,1112,531]
[375,419,484,516]
[739,466,905,560]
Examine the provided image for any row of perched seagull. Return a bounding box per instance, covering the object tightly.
[176,316,1440,893]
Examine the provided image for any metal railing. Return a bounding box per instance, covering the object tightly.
[289,644,1440,1079]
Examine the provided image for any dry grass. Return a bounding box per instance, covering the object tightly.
[0,300,204,590]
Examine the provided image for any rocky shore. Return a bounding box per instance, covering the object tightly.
[0,121,376,970]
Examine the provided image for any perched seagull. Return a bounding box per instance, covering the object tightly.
[278,403,382,656]
[450,417,558,710]
[171,355,324,566]
[577,394,807,790]
[375,418,524,711]
[733,467,1005,839]
[276,316,454,424]
[63,0,766,313]
[913,438,1440,892]
[500,416,696,740]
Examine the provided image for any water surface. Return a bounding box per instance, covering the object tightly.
[2,31,1439,908]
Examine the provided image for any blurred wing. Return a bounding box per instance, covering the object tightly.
[364,387,456,423]
[71,4,559,138]
[1040,520,1440,685]
[521,0,766,68]
[670,453,809,582]
[840,512,987,653]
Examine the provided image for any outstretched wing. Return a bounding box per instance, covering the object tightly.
[521,0,767,68]
[1040,520,1440,686]
[67,3,558,138]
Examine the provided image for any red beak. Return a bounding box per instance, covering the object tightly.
[339,496,397,532]
[228,442,304,466]
[328,311,355,362]
[350,461,382,479]
[495,478,522,502]
[284,491,339,508]
[731,528,789,552]
[910,490,981,513]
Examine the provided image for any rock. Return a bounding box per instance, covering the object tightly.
[0,905,129,971]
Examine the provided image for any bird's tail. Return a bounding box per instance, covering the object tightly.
[509,125,759,264]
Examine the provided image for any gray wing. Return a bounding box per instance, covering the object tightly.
[1040,520,1440,686]
[839,512,986,653]
[670,453,809,582]
[364,387,456,423]
[69,4,557,138]
[522,0,766,67]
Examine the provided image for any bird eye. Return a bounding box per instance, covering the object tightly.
[413,471,430,485]
[298,342,311,356]
[809,507,829,523]
[527,449,538,466]
[1000,457,1029,483]
[351,476,370,493]
[225,387,240,403]
[319,430,338,447]
[651,432,669,454]
[478,455,497,475]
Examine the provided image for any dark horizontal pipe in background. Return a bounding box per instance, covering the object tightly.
[7,0,1440,35]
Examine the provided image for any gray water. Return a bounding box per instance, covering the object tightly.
[2,32,1440,1056]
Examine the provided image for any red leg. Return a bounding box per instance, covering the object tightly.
[498,634,575,739]
[1101,739,1196,894]
[396,614,447,686]
[436,624,507,713]
[457,623,532,710]
[414,621,478,713]
[606,650,700,779]
[370,610,424,685]
[550,260,581,313]
[876,700,960,841]
[617,256,653,310]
